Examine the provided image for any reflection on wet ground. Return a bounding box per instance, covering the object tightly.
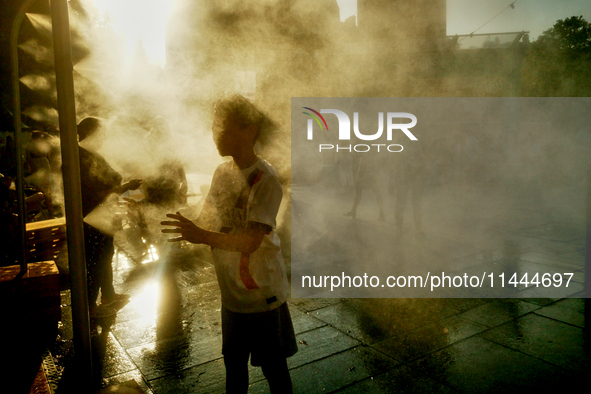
[47,184,589,393]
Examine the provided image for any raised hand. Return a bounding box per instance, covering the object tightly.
[126,179,143,191]
[161,212,208,244]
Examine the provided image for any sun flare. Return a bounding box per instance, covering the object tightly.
[92,0,176,67]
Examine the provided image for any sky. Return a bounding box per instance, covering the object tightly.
[337,0,591,39]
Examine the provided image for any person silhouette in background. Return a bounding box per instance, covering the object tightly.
[390,139,426,240]
[143,115,188,208]
[344,154,385,221]
[77,116,142,318]
[126,116,189,262]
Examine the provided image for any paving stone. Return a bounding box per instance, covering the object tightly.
[112,306,221,349]
[524,240,586,255]
[373,315,489,363]
[290,306,329,334]
[480,313,590,372]
[533,298,586,328]
[452,257,496,272]
[571,270,585,284]
[113,273,220,324]
[452,250,505,269]
[100,370,153,393]
[518,280,584,299]
[312,299,459,344]
[287,326,360,369]
[246,363,266,385]
[458,299,539,327]
[148,359,226,394]
[310,302,395,344]
[519,251,583,269]
[518,222,584,243]
[96,379,146,394]
[249,346,396,393]
[520,298,561,306]
[410,336,579,393]
[112,316,177,350]
[567,237,585,246]
[559,249,586,267]
[290,298,345,312]
[126,326,223,380]
[93,332,137,379]
[335,364,457,394]
[491,235,546,252]
[438,298,491,313]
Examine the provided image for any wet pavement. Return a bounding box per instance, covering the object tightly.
[47,181,589,393]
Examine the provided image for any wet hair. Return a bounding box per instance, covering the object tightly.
[77,116,103,142]
[214,94,266,140]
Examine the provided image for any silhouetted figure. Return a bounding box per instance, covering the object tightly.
[391,144,425,239]
[161,95,297,393]
[78,117,142,318]
[338,155,355,192]
[344,154,385,221]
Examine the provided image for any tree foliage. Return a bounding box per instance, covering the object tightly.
[521,16,591,96]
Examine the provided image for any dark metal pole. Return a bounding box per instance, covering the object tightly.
[586,160,591,298]
[585,161,591,354]
[51,0,93,383]
[10,0,36,275]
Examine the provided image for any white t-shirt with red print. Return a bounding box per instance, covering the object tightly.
[200,157,288,313]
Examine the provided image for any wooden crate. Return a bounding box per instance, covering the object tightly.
[26,218,67,264]
[0,261,61,318]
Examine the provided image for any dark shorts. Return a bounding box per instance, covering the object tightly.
[222,302,298,367]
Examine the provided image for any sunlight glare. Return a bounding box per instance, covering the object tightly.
[132,280,160,322]
[142,244,160,264]
[93,0,175,67]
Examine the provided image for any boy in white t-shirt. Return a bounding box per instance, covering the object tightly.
[161,94,296,393]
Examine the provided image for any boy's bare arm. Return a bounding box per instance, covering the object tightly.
[161,212,264,253]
